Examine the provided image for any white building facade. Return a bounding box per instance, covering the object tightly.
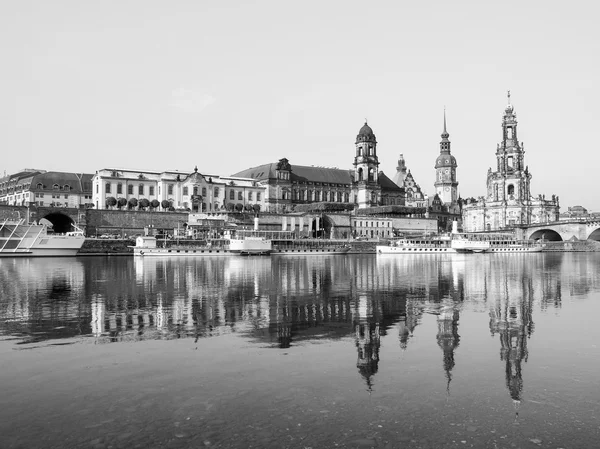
[92,167,266,212]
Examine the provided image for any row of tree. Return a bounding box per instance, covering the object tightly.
[105,197,175,211]
[104,197,262,213]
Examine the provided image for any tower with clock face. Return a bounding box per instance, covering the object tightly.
[434,111,458,205]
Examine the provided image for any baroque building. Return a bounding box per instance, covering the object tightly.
[392,154,428,208]
[92,167,266,212]
[462,94,560,231]
[231,122,404,213]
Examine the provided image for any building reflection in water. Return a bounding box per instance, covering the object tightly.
[3,252,600,404]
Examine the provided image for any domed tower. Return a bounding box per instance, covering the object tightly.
[434,110,458,204]
[353,121,381,208]
[487,91,531,205]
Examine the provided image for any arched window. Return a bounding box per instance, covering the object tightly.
[138,184,144,195]
[105,183,111,193]
[507,184,515,195]
[230,190,235,200]
[368,168,375,182]
[64,184,70,191]
[117,183,122,194]
[37,183,43,189]
[357,168,363,181]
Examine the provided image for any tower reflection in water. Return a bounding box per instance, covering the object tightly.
[2,253,598,406]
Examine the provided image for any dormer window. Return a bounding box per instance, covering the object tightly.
[37,183,43,189]
[53,184,59,190]
[64,184,70,191]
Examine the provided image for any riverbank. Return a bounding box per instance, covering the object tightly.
[75,238,600,256]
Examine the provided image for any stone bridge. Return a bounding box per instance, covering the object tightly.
[516,219,600,241]
[0,205,85,233]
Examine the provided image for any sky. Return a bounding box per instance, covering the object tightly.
[1,0,598,210]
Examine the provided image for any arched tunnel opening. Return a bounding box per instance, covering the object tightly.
[529,229,563,241]
[41,212,75,234]
[588,228,600,241]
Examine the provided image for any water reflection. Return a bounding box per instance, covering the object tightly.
[2,253,600,399]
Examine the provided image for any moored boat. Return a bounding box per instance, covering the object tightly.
[0,219,85,257]
[376,237,454,254]
[131,236,234,257]
[272,240,351,255]
[377,233,545,255]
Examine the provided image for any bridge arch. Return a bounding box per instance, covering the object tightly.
[40,212,75,234]
[529,229,563,241]
[587,228,600,241]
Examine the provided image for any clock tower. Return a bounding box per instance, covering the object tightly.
[434,110,458,204]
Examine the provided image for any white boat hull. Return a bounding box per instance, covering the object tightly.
[0,221,85,257]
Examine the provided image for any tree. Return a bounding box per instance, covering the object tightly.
[117,197,127,209]
[252,204,261,213]
[235,203,243,212]
[226,203,235,212]
[150,199,160,209]
[128,198,138,209]
[139,198,150,210]
[161,199,170,210]
[106,197,117,209]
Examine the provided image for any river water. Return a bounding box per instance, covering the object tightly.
[1,253,599,449]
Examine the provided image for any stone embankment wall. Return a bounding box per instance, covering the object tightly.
[542,240,600,252]
[85,210,189,237]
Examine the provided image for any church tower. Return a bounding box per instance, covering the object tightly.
[434,110,458,204]
[487,91,532,207]
[353,122,381,208]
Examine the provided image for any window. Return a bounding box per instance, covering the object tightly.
[257,192,261,201]
[37,183,43,189]
[183,187,188,196]
[315,191,320,202]
[128,185,133,195]
[64,195,68,199]
[507,184,515,195]
[202,187,207,196]
[149,186,155,196]
[105,183,111,193]
[138,184,144,195]
[117,183,122,194]
[248,192,253,201]
[96,184,99,194]
[230,190,235,200]
[53,184,59,190]
[64,185,70,191]
[214,187,219,197]
[168,184,174,195]
[238,192,243,200]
